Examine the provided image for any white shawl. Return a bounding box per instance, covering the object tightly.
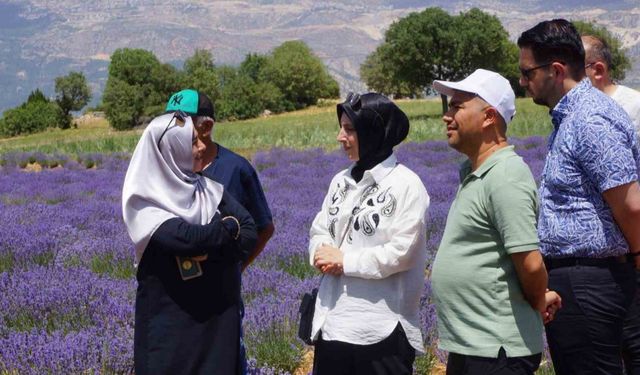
[122,113,224,264]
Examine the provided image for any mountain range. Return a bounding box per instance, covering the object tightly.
[1,0,639,114]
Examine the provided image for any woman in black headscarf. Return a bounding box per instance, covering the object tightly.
[307,93,431,375]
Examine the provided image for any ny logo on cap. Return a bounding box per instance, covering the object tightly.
[171,94,183,106]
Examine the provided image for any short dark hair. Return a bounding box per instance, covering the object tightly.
[582,34,614,71]
[517,19,585,81]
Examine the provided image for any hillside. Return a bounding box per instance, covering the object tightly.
[1,0,639,113]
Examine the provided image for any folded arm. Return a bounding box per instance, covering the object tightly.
[149,192,257,263]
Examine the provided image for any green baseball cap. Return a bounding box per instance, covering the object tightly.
[166,89,214,119]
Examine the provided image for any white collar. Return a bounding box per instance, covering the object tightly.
[345,153,398,186]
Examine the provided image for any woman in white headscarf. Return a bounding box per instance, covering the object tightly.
[122,109,257,375]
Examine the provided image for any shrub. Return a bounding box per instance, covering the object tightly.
[0,98,64,137]
[217,75,265,121]
[261,40,340,109]
[102,78,144,130]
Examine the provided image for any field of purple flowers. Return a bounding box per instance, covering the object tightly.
[0,136,548,374]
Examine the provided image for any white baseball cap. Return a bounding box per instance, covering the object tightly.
[432,69,516,125]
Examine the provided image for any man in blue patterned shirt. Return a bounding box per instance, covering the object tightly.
[518,19,640,375]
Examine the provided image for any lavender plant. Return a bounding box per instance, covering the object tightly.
[0,136,549,374]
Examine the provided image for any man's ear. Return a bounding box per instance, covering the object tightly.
[592,61,607,81]
[551,61,569,83]
[198,120,214,138]
[482,107,500,129]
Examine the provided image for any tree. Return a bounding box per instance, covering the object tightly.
[108,48,162,86]
[239,53,269,82]
[217,74,265,120]
[0,90,64,137]
[103,48,169,130]
[360,48,419,98]
[27,89,48,103]
[182,49,219,104]
[184,49,215,73]
[55,71,92,129]
[573,20,631,82]
[254,81,287,113]
[152,63,182,103]
[362,7,522,110]
[216,65,240,91]
[102,78,144,131]
[261,40,339,109]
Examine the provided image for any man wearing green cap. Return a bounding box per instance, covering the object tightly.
[166,89,274,270]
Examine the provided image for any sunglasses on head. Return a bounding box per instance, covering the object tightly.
[344,92,386,128]
[346,92,362,110]
[157,110,188,149]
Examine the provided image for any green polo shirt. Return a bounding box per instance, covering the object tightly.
[431,145,543,358]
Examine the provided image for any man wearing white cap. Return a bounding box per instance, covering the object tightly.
[430,69,561,375]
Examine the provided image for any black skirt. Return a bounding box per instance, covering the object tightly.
[135,248,243,375]
[133,194,257,375]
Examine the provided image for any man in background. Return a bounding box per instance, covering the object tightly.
[192,114,274,270]
[582,34,640,138]
[166,89,275,269]
[582,33,640,375]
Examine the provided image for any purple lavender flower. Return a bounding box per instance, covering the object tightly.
[0,136,550,373]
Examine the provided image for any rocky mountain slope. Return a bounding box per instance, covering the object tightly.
[1,0,638,113]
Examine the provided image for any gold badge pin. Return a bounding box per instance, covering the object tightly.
[182,260,192,270]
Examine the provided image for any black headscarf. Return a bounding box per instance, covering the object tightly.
[337,93,410,182]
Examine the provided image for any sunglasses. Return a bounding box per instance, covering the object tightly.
[343,92,384,126]
[520,61,565,80]
[157,110,188,149]
[346,92,362,110]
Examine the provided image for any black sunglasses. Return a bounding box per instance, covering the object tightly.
[520,61,565,80]
[344,92,385,126]
[157,110,188,149]
[346,92,362,110]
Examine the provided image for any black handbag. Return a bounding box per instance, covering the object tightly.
[297,286,319,345]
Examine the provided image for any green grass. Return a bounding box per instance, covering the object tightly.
[276,253,319,280]
[4,309,93,334]
[246,318,305,374]
[414,350,439,374]
[0,98,552,157]
[0,252,14,273]
[90,254,136,280]
[536,364,556,374]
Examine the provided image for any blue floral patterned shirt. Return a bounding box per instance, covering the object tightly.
[538,79,640,258]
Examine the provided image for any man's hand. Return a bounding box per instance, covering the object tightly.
[542,290,562,324]
[314,243,344,276]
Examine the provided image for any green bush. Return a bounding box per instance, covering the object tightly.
[103,48,180,130]
[255,81,289,113]
[54,71,92,129]
[0,98,64,137]
[103,78,145,130]
[261,40,340,109]
[218,75,265,120]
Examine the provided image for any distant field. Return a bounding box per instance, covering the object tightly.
[0,98,552,157]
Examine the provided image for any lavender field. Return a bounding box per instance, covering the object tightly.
[0,137,548,374]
